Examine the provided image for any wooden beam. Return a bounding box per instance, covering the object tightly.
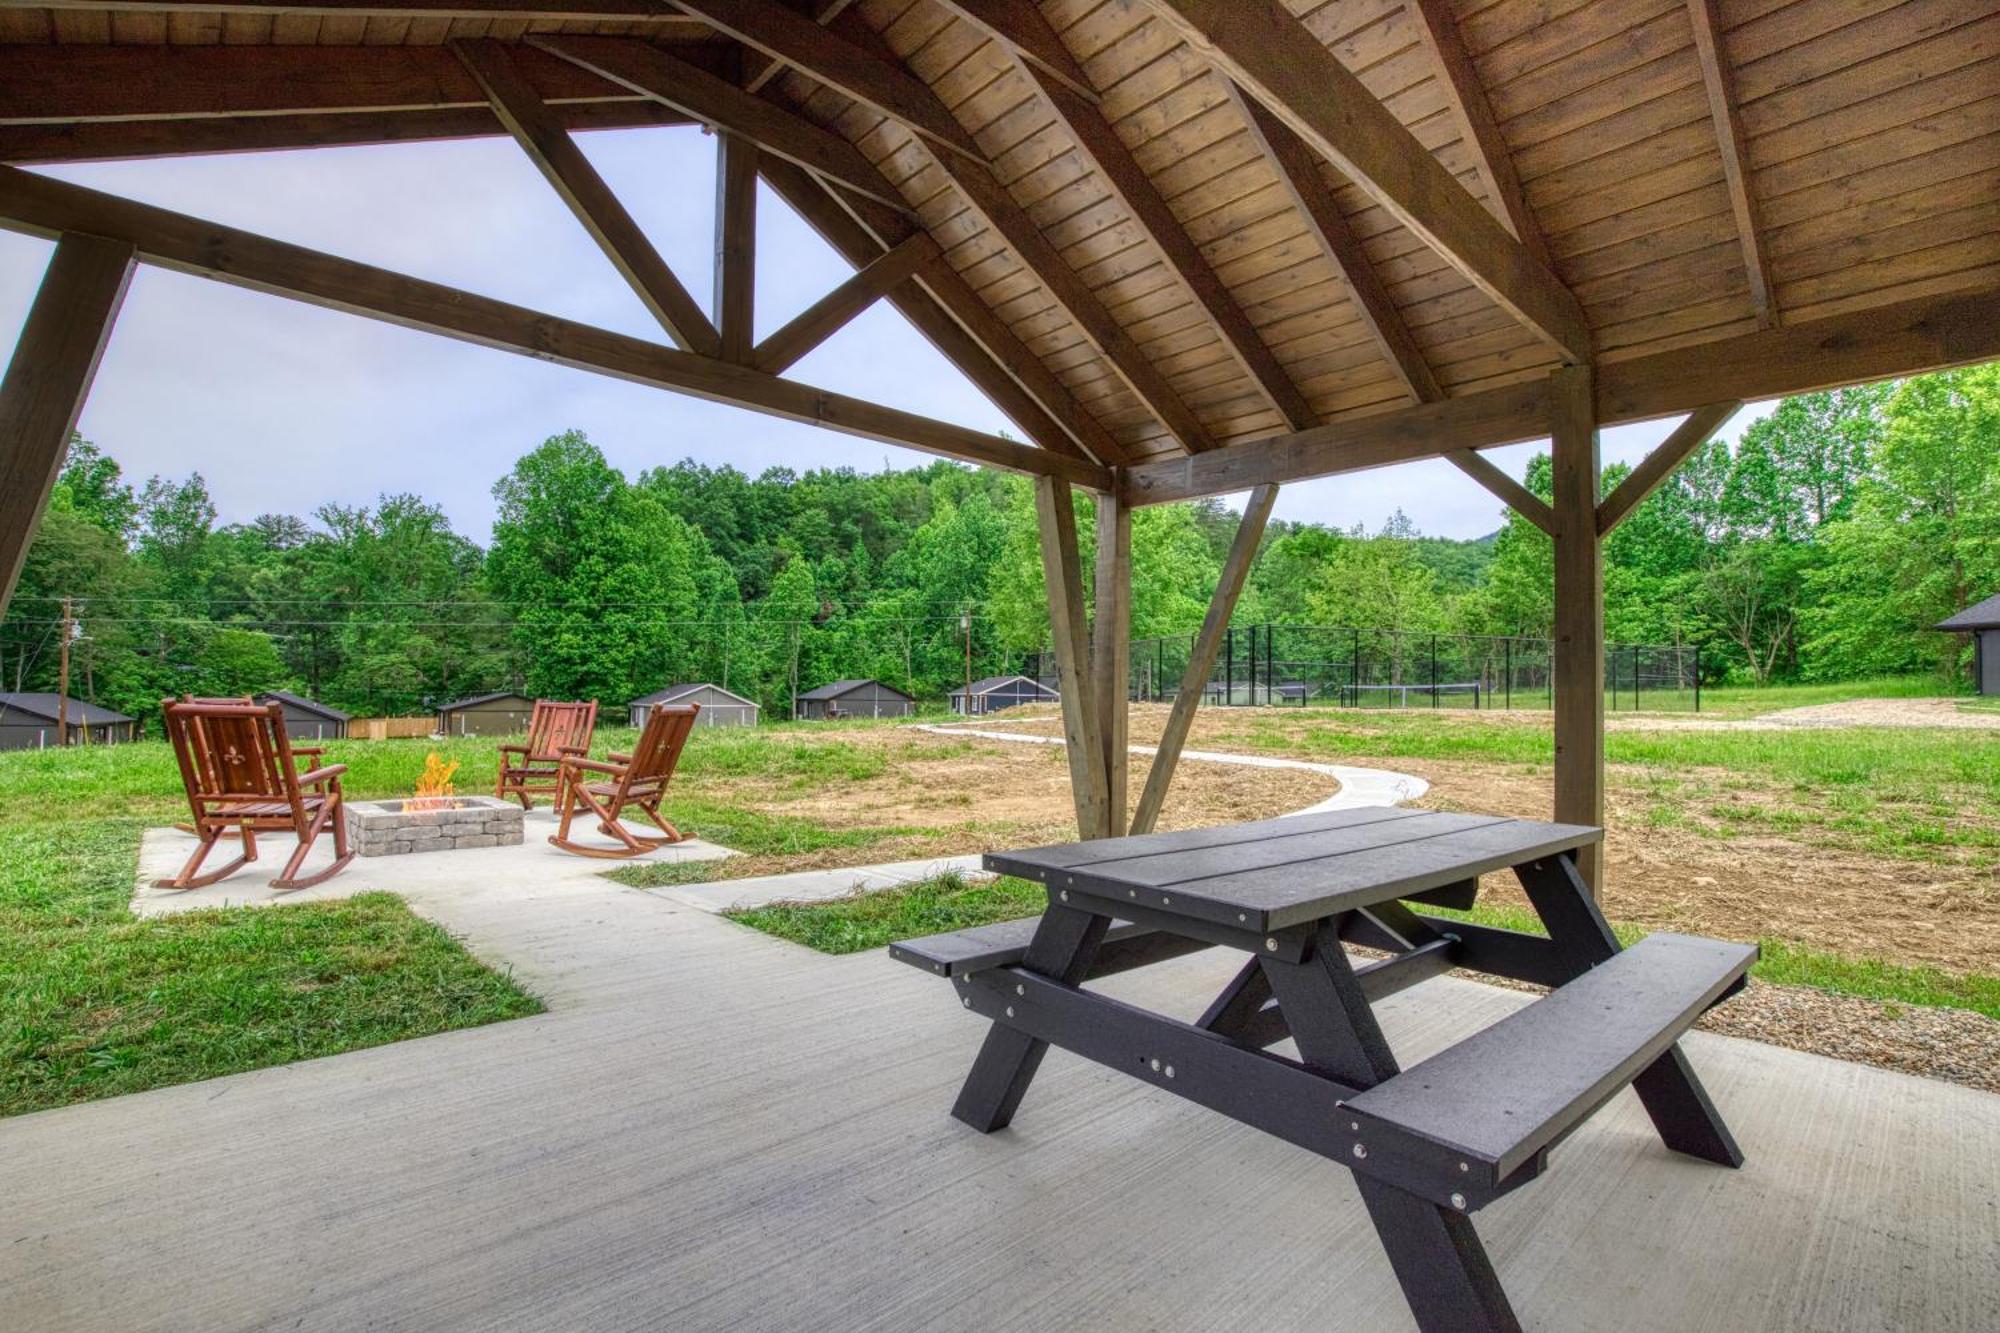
[943,4,1314,431]
[673,0,982,161]
[455,39,719,355]
[1448,450,1555,536]
[7,0,708,17]
[1120,286,2000,505]
[758,156,1115,465]
[0,233,135,617]
[1597,401,1742,536]
[534,35,912,214]
[1548,366,1604,894]
[1686,0,1777,328]
[752,231,939,375]
[0,165,1109,490]
[933,0,1099,103]
[1406,0,1550,266]
[1128,483,1277,836]
[0,102,688,166]
[1091,487,1131,834]
[713,130,758,363]
[1226,82,1441,405]
[0,42,634,124]
[740,0,853,95]
[1034,477,1108,839]
[797,5,1215,454]
[1145,0,1590,365]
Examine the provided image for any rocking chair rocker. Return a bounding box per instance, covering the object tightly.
[549,702,699,858]
[157,697,355,891]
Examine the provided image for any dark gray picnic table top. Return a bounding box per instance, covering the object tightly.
[983,807,1600,933]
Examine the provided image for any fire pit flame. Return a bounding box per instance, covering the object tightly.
[405,752,463,812]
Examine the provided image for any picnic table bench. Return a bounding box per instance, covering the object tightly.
[890,807,1754,1333]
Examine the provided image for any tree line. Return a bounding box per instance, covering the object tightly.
[3,365,1991,724]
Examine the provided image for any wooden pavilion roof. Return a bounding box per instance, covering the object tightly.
[1,0,1996,502]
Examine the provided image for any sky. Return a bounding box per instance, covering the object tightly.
[0,124,1774,543]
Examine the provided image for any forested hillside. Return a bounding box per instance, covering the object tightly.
[4,366,1993,721]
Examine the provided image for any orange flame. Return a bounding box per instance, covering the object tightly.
[406,751,462,812]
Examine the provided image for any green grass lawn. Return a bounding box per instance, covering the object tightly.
[725,873,2000,1021]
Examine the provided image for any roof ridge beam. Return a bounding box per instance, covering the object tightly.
[1145,0,1591,365]
[0,164,1109,489]
[943,1,1318,432]
[454,39,719,354]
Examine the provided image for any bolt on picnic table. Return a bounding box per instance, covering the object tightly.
[891,808,1756,1333]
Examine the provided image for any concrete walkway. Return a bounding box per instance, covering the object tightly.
[3,856,1996,1331]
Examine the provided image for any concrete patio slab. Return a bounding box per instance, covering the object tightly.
[130,807,736,917]
[650,851,991,914]
[7,860,1996,1332]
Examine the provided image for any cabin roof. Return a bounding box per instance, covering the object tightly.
[256,689,351,722]
[632,682,759,708]
[0,691,133,725]
[1938,593,2000,631]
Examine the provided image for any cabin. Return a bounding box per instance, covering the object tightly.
[949,674,1058,716]
[1938,595,2000,697]
[0,693,136,749]
[254,689,350,741]
[795,679,915,722]
[630,683,759,728]
[436,691,536,738]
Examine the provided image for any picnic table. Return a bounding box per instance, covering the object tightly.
[891,807,1755,1333]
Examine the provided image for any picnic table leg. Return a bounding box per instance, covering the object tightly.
[1515,854,1744,1167]
[1263,922,1521,1333]
[950,903,1109,1132]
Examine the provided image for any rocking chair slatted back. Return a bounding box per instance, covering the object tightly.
[619,703,698,800]
[527,699,598,760]
[547,702,698,858]
[165,699,302,812]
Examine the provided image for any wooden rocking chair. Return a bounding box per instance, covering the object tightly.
[495,699,598,811]
[549,702,699,858]
[157,697,355,891]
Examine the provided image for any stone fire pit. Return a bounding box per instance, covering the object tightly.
[346,795,525,857]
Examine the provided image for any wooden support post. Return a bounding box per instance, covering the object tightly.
[1128,483,1278,836]
[0,232,134,619]
[1092,486,1131,834]
[1548,367,1605,894]
[714,129,758,364]
[1034,476,1108,839]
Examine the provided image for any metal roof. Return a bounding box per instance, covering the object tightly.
[631,682,759,709]
[437,690,534,712]
[256,689,351,721]
[1937,593,2000,632]
[0,692,134,725]
[798,679,912,701]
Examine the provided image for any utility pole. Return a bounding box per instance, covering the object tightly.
[960,608,972,717]
[56,596,72,745]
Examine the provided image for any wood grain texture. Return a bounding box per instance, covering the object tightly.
[1548,364,1605,894]
[455,38,718,354]
[0,231,134,617]
[1686,0,1775,327]
[713,128,757,363]
[751,230,937,375]
[1091,486,1131,835]
[1034,476,1108,839]
[0,165,1107,487]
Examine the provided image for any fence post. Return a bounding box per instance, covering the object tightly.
[1224,626,1234,706]
[1430,634,1438,709]
[1267,623,1276,706]
[1505,637,1512,710]
[1694,643,1701,713]
[1352,627,1361,708]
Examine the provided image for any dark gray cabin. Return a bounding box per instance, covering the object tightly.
[795,679,915,721]
[630,683,759,728]
[255,689,350,741]
[1938,594,2000,696]
[948,674,1059,716]
[437,690,536,737]
[0,693,137,749]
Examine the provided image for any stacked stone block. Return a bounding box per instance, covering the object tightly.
[346,796,527,857]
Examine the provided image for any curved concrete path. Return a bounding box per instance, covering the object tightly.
[916,722,1428,814]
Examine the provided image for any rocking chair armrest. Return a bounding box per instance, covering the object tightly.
[293,746,324,761]
[560,757,624,777]
[497,744,530,756]
[296,763,348,787]
[556,743,590,756]
[605,751,632,764]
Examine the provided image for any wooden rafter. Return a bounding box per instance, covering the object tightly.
[1406,0,1551,266]
[752,231,939,376]
[0,233,134,617]
[1686,0,1777,328]
[759,155,1117,466]
[1120,286,2000,506]
[0,103,689,166]
[713,130,758,363]
[1449,450,1555,536]
[1225,81,1442,407]
[1128,483,1277,836]
[755,3,1216,454]
[455,39,719,355]
[1146,0,1591,365]
[674,0,982,161]
[0,165,1109,490]
[1091,486,1131,835]
[1598,402,1743,535]
[943,2,1317,433]
[0,0,707,18]
[741,0,852,96]
[531,36,911,213]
